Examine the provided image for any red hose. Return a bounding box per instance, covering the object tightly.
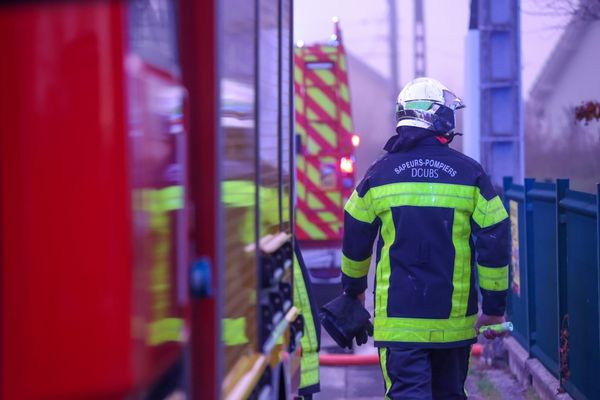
[319,353,380,366]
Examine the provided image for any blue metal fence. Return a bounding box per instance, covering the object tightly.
[503,178,600,400]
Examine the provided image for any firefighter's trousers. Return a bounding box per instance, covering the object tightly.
[378,345,471,400]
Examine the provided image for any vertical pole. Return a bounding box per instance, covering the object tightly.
[178,0,221,397]
[478,0,523,187]
[503,176,514,316]
[388,0,400,122]
[464,0,480,162]
[413,0,426,77]
[556,178,569,390]
[524,178,536,352]
[596,183,600,378]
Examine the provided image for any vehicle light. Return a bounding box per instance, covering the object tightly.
[296,40,305,48]
[351,134,360,147]
[340,156,354,174]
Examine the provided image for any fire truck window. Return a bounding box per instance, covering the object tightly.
[220,0,257,373]
[128,0,180,74]
[258,0,281,237]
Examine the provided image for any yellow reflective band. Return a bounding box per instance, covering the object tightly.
[147,317,183,346]
[450,210,472,318]
[478,264,509,291]
[369,182,477,214]
[222,317,249,346]
[379,348,392,400]
[342,254,371,278]
[344,190,376,224]
[293,252,320,390]
[299,353,320,389]
[141,186,184,213]
[373,314,478,343]
[222,180,255,207]
[472,194,508,228]
[375,212,394,318]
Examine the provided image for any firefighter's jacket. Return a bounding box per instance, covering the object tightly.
[342,128,510,348]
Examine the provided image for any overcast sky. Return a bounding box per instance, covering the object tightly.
[295,0,571,99]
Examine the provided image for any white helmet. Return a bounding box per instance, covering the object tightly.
[396,77,465,135]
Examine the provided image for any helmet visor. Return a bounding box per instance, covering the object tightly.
[442,89,465,110]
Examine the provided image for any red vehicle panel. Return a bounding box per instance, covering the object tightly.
[0,2,188,398]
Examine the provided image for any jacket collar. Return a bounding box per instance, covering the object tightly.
[383,127,446,153]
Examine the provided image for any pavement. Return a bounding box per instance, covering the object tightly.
[316,333,541,400]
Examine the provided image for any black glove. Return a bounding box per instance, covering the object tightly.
[354,320,374,346]
[319,294,373,349]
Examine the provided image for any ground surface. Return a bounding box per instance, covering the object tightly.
[316,332,541,400]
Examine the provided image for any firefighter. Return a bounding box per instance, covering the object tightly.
[341,77,510,399]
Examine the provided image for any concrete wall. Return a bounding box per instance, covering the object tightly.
[526,21,600,192]
[346,52,394,180]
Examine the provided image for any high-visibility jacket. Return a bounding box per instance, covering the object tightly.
[342,129,509,348]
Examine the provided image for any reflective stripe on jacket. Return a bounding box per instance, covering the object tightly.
[342,130,509,347]
[293,245,321,395]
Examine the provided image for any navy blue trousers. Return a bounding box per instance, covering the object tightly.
[378,346,471,400]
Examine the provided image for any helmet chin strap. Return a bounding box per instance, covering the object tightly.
[439,131,463,144]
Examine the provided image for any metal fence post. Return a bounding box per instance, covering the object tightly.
[597,183,600,375]
[555,178,569,391]
[523,178,536,352]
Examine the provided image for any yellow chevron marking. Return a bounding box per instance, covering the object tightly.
[340,83,350,103]
[306,136,321,154]
[341,111,353,132]
[296,177,306,200]
[297,210,327,239]
[326,191,342,206]
[308,193,324,209]
[314,69,335,85]
[339,54,347,72]
[317,211,338,223]
[307,87,336,119]
[310,122,337,148]
[319,46,337,54]
[306,162,321,186]
[295,93,305,114]
[297,155,305,171]
[294,64,304,82]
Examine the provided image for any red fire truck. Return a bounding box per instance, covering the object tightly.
[0,1,317,399]
[294,20,359,293]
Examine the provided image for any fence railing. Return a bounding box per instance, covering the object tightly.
[503,177,600,400]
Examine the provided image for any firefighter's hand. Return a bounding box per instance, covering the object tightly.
[475,314,506,339]
[355,320,374,346]
[357,292,366,307]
